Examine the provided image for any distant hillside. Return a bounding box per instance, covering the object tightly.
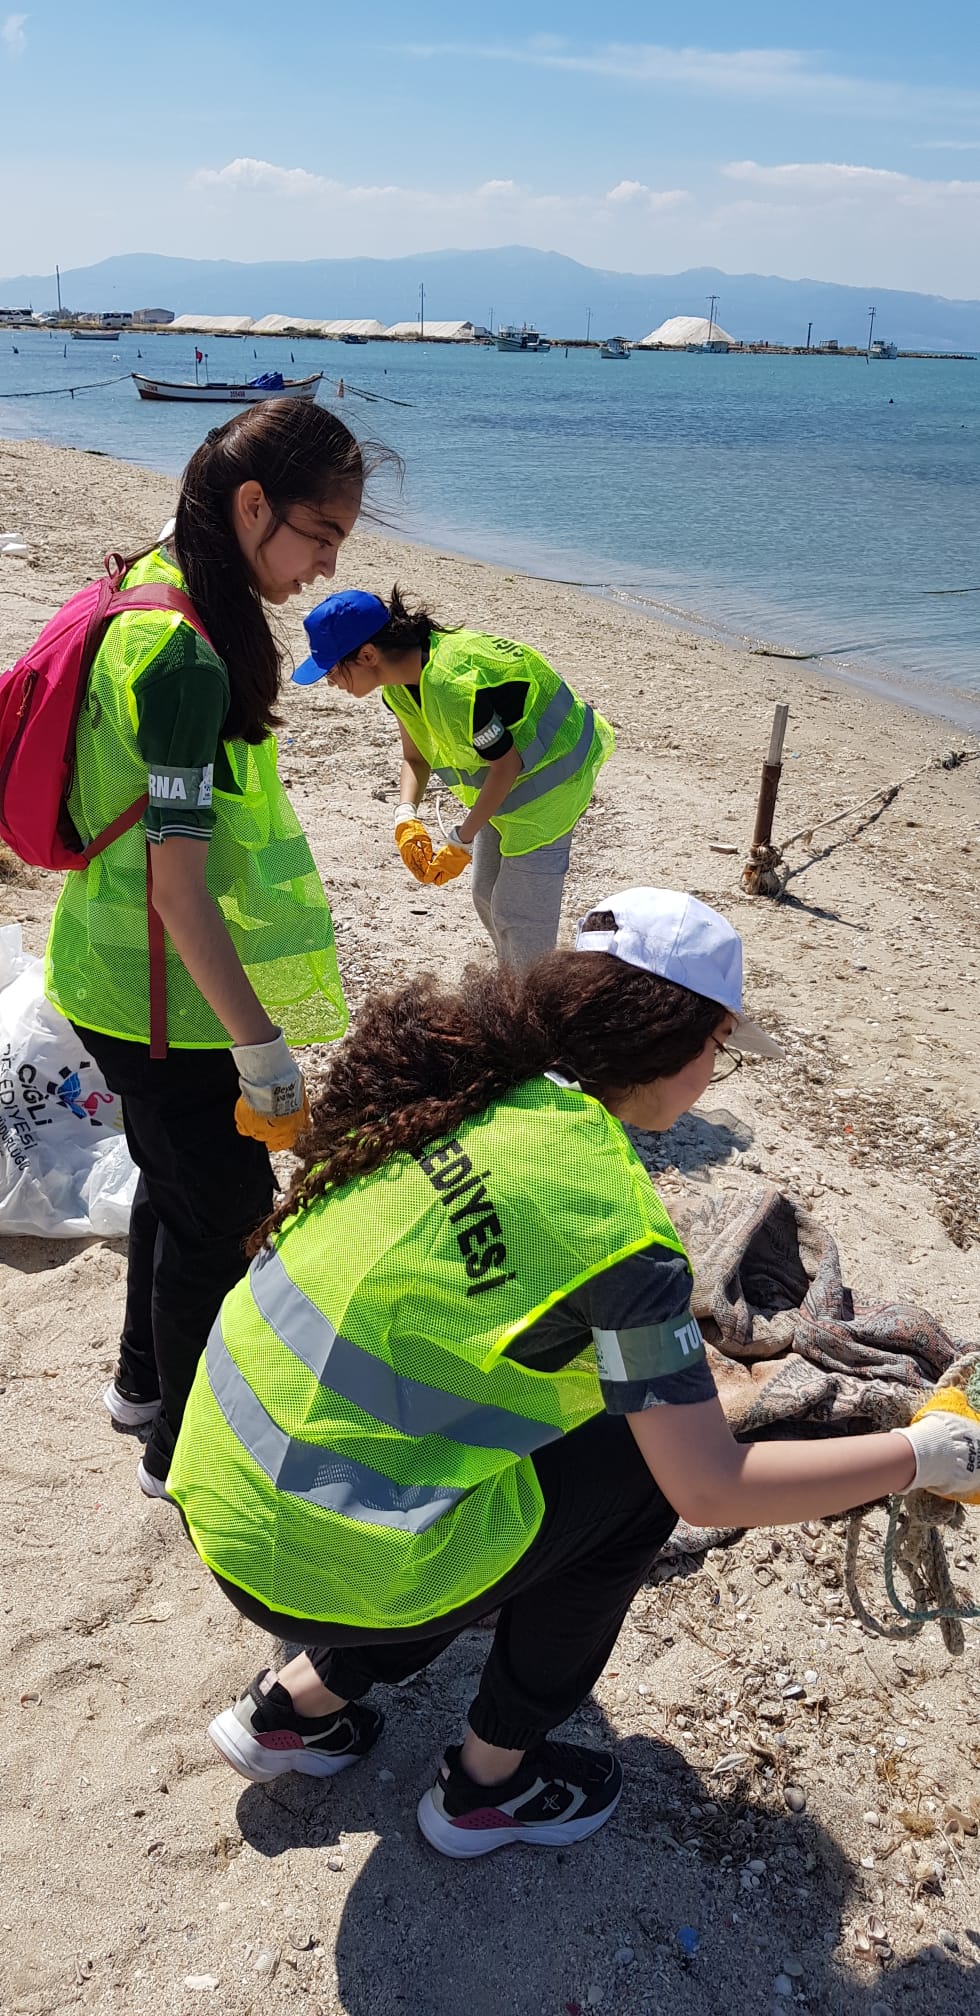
[2,247,978,351]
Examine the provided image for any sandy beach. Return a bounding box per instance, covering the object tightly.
[1,435,979,2016]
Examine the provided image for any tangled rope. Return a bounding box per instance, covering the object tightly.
[744,749,979,898]
[844,1354,980,1654]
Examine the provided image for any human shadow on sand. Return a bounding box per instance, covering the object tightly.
[233,1629,978,2016]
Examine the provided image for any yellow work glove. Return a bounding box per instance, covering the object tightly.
[231,1031,310,1152]
[425,822,473,887]
[896,1389,980,1505]
[394,805,434,884]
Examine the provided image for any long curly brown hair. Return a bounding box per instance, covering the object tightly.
[250,946,724,1252]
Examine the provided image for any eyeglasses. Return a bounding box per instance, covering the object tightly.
[710,1037,743,1082]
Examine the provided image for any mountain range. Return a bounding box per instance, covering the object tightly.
[2,248,978,351]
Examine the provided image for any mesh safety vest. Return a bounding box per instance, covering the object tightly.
[168,1077,688,1628]
[383,630,614,858]
[45,549,347,1049]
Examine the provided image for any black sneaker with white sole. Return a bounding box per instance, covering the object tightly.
[209,1670,384,1783]
[416,1738,623,1858]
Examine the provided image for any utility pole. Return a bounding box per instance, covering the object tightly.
[56,263,62,316]
[585,306,592,344]
[706,292,719,344]
[419,281,425,341]
[866,304,876,357]
[805,319,812,351]
[489,304,494,336]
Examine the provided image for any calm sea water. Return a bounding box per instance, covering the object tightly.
[2,328,979,721]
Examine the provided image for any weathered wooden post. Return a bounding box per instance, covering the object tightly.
[742,703,789,896]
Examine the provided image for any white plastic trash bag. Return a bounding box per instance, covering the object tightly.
[0,924,137,1237]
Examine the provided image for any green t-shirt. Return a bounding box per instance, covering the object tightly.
[134,623,232,842]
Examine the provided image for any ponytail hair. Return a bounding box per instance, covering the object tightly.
[249,943,723,1251]
[339,582,453,667]
[173,400,397,742]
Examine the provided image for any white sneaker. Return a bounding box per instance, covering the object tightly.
[137,1457,174,1504]
[103,1379,160,1428]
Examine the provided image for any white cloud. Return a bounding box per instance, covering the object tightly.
[724,158,980,204]
[192,158,690,223]
[398,39,980,119]
[1,12,27,57]
[607,180,689,210]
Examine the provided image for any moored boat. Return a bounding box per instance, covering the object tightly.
[495,324,547,352]
[72,329,119,341]
[132,370,322,404]
[599,337,630,360]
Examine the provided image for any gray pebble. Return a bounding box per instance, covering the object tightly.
[378,1767,395,1784]
[783,1785,806,1813]
[613,1946,634,1966]
[326,1851,345,1872]
[183,1979,219,1994]
[773,1977,793,1999]
[254,1947,279,1980]
[782,1959,804,1978]
[747,1858,767,1875]
[288,1932,315,1951]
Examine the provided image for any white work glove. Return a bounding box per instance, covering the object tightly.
[231,1029,309,1150]
[895,1401,980,1502]
[442,822,473,856]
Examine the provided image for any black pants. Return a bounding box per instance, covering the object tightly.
[74,1026,273,1479]
[214,1413,677,1751]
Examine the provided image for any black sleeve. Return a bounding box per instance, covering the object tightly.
[503,1246,716,1416]
[471,682,530,761]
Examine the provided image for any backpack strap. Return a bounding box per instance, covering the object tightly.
[85,578,215,1060]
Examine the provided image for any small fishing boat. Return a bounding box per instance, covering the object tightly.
[340,332,369,345]
[132,370,322,404]
[599,336,630,360]
[495,324,547,352]
[72,328,119,341]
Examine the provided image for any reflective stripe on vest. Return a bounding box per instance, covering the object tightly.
[431,681,579,797]
[500,704,596,814]
[250,1244,562,1458]
[206,1323,466,1532]
[168,1079,686,1628]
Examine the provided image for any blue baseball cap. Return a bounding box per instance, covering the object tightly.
[292,589,389,685]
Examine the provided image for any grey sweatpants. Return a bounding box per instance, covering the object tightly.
[471,825,573,969]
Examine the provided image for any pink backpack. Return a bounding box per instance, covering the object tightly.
[0,553,213,1056]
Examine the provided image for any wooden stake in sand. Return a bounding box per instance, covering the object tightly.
[741,703,789,896]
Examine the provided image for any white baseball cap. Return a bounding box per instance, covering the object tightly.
[575,888,782,1059]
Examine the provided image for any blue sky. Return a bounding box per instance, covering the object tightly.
[2,3,980,292]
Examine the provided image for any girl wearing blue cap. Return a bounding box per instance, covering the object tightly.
[45,400,388,1497]
[293,586,614,968]
[170,888,980,1860]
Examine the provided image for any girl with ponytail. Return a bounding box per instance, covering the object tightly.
[45,398,395,1498]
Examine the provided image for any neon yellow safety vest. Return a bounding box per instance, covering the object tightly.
[382,630,614,857]
[168,1076,689,1628]
[45,549,348,1049]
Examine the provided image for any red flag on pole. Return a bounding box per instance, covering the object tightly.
[195,348,203,363]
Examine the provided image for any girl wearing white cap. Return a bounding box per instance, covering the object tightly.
[169,889,979,1859]
[291,586,614,968]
